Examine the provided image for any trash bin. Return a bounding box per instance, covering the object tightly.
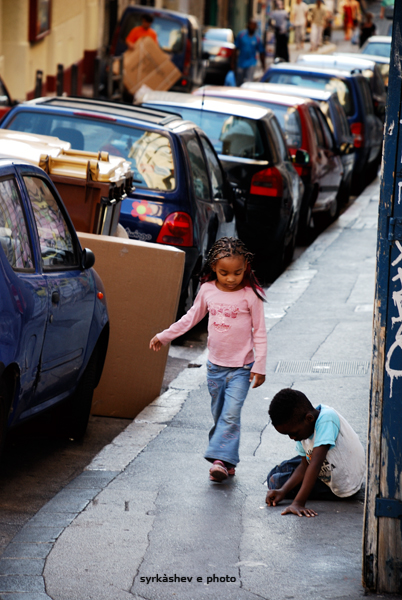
[0,130,134,236]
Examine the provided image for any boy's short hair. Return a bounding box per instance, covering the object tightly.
[142,13,154,23]
[269,388,314,427]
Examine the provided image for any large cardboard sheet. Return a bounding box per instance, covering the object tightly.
[123,37,182,95]
[78,233,185,418]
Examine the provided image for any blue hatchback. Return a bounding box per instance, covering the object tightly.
[0,158,109,453]
[261,63,383,192]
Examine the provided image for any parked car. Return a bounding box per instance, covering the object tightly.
[0,76,16,121]
[360,36,391,87]
[242,82,355,212]
[193,85,343,237]
[333,52,390,88]
[110,5,205,92]
[202,27,235,85]
[0,157,109,453]
[139,91,303,281]
[0,97,235,314]
[261,63,383,192]
[296,54,386,121]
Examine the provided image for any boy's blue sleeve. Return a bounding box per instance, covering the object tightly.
[296,441,306,456]
[313,409,340,450]
[257,36,265,54]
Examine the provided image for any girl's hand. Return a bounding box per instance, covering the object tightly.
[249,373,265,388]
[149,336,162,351]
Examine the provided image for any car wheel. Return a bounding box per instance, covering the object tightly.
[0,379,10,458]
[62,349,98,440]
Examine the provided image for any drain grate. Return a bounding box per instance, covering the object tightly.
[275,360,370,375]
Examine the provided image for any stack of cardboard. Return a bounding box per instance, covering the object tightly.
[122,37,182,95]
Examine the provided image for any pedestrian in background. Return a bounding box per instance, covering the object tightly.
[359,12,376,48]
[149,237,267,483]
[291,0,308,50]
[126,13,158,49]
[269,0,290,62]
[232,19,265,86]
[342,0,360,41]
[309,0,328,51]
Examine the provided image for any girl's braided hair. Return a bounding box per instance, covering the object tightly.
[200,237,265,301]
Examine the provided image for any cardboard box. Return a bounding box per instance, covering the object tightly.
[123,36,182,95]
[78,233,185,418]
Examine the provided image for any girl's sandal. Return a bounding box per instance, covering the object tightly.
[209,460,228,482]
[227,467,235,476]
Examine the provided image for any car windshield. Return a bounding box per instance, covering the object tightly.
[268,73,355,117]
[120,13,184,53]
[143,104,265,159]
[7,112,176,191]
[362,42,391,58]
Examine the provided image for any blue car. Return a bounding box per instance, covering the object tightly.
[0,158,109,453]
[261,63,383,193]
[0,97,235,314]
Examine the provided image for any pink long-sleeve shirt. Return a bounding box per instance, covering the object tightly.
[157,281,267,375]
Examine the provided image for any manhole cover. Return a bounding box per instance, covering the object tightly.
[275,361,370,375]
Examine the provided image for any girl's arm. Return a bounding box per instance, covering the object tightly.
[249,296,267,379]
[149,286,208,351]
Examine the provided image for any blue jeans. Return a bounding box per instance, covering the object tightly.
[204,360,252,466]
[267,456,338,500]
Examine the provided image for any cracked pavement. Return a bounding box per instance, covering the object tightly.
[0,178,392,600]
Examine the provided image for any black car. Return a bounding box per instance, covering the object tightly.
[139,91,304,281]
[1,97,234,314]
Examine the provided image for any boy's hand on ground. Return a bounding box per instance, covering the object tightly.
[265,489,285,506]
[149,336,162,351]
[281,502,318,518]
[250,373,265,388]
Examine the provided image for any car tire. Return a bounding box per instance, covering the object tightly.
[62,348,98,440]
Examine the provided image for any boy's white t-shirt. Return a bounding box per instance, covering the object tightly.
[296,405,365,497]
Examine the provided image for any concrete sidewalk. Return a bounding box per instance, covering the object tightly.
[0,177,396,600]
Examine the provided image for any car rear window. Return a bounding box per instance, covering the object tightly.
[362,42,391,58]
[268,73,355,117]
[7,111,176,192]
[204,29,233,43]
[142,104,266,159]
[119,13,184,53]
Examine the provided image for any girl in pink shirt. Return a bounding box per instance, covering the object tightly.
[150,238,267,482]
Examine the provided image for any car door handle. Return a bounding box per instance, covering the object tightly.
[52,291,60,304]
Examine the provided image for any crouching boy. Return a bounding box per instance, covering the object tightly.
[266,388,365,517]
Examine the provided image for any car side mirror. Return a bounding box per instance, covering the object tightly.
[81,248,95,270]
[293,149,309,164]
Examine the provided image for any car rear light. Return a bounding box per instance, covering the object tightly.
[183,38,192,76]
[350,122,364,148]
[181,79,188,87]
[156,212,193,246]
[217,47,233,58]
[250,167,283,197]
